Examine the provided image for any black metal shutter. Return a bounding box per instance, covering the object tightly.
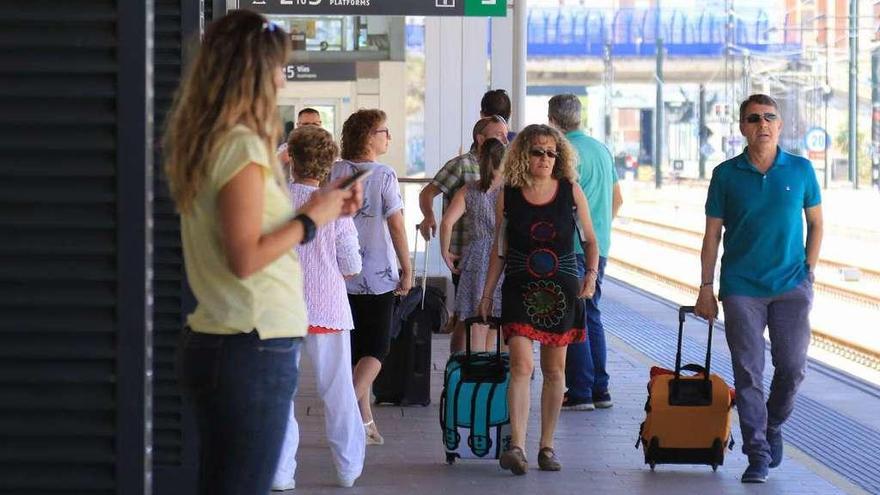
[151,1,201,494]
[0,2,152,494]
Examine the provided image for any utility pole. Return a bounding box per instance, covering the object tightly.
[654,0,664,189]
[823,16,831,189]
[848,0,858,188]
[603,41,614,151]
[872,47,880,189]
[699,84,707,179]
[724,0,735,158]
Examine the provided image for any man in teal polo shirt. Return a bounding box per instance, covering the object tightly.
[548,94,623,411]
[695,94,823,484]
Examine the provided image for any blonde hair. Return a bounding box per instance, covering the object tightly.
[289,126,338,182]
[162,10,291,212]
[502,124,577,188]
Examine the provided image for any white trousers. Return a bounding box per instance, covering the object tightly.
[272,332,366,485]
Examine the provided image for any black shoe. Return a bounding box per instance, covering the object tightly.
[741,461,769,483]
[537,447,562,471]
[768,430,783,468]
[592,391,613,409]
[499,446,528,475]
[561,394,595,411]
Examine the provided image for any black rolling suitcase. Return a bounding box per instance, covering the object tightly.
[374,227,447,406]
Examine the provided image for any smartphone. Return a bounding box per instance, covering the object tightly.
[338,168,372,190]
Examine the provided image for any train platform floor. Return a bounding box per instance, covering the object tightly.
[278,277,878,494]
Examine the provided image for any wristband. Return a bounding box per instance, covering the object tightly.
[700,281,714,288]
[293,213,317,244]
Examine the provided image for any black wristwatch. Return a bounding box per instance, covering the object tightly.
[294,213,316,244]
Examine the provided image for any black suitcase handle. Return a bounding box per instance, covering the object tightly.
[463,316,503,358]
[462,317,505,383]
[675,306,713,380]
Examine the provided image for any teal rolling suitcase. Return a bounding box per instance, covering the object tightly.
[440,317,511,463]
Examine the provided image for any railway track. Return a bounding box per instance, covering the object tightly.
[613,219,880,310]
[617,216,880,285]
[608,237,880,372]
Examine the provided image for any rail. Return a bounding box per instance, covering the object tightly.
[616,216,880,285]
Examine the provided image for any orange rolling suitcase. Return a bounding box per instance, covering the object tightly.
[636,306,735,471]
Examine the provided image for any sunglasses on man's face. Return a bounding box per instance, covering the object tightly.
[529,148,558,159]
[744,112,778,124]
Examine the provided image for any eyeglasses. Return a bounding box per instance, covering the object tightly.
[373,128,390,137]
[529,148,558,159]
[744,112,778,124]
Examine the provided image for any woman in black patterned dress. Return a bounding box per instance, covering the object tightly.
[479,124,599,475]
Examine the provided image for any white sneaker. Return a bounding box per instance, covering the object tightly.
[337,473,360,488]
[271,480,295,491]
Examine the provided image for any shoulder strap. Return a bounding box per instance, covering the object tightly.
[569,181,588,247]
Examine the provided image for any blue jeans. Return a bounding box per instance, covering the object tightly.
[722,278,813,464]
[564,255,609,400]
[178,328,301,495]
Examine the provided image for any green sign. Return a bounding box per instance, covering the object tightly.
[243,0,507,17]
[464,0,506,17]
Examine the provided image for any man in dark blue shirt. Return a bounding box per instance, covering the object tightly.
[695,94,823,484]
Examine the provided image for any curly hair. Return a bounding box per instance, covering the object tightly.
[288,126,338,182]
[502,124,577,188]
[163,10,291,212]
[340,109,387,160]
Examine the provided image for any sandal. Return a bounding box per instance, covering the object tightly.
[499,446,528,475]
[537,447,562,471]
[364,420,384,446]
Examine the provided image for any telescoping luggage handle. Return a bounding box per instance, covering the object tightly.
[462,317,505,383]
[411,224,431,309]
[675,306,713,380]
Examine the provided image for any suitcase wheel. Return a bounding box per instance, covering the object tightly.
[445,453,457,465]
[647,437,659,471]
[711,438,723,471]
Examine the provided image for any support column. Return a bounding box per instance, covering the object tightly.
[511,0,527,133]
[490,2,514,94]
[425,17,488,175]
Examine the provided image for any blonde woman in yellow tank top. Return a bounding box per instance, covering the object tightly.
[162,10,361,495]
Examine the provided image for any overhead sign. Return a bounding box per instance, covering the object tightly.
[242,0,506,17]
[804,127,829,152]
[283,63,357,81]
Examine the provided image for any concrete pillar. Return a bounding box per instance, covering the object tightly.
[425,17,488,175]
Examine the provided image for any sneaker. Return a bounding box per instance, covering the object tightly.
[768,430,784,468]
[271,480,295,491]
[336,473,359,488]
[741,461,769,483]
[364,420,384,446]
[537,447,562,471]
[499,446,528,475]
[592,391,613,409]
[561,394,595,411]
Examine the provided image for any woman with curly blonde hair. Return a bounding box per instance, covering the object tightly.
[480,124,599,476]
[163,10,360,495]
[273,126,365,490]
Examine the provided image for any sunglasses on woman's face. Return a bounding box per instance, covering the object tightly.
[529,147,558,159]
[744,112,778,124]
